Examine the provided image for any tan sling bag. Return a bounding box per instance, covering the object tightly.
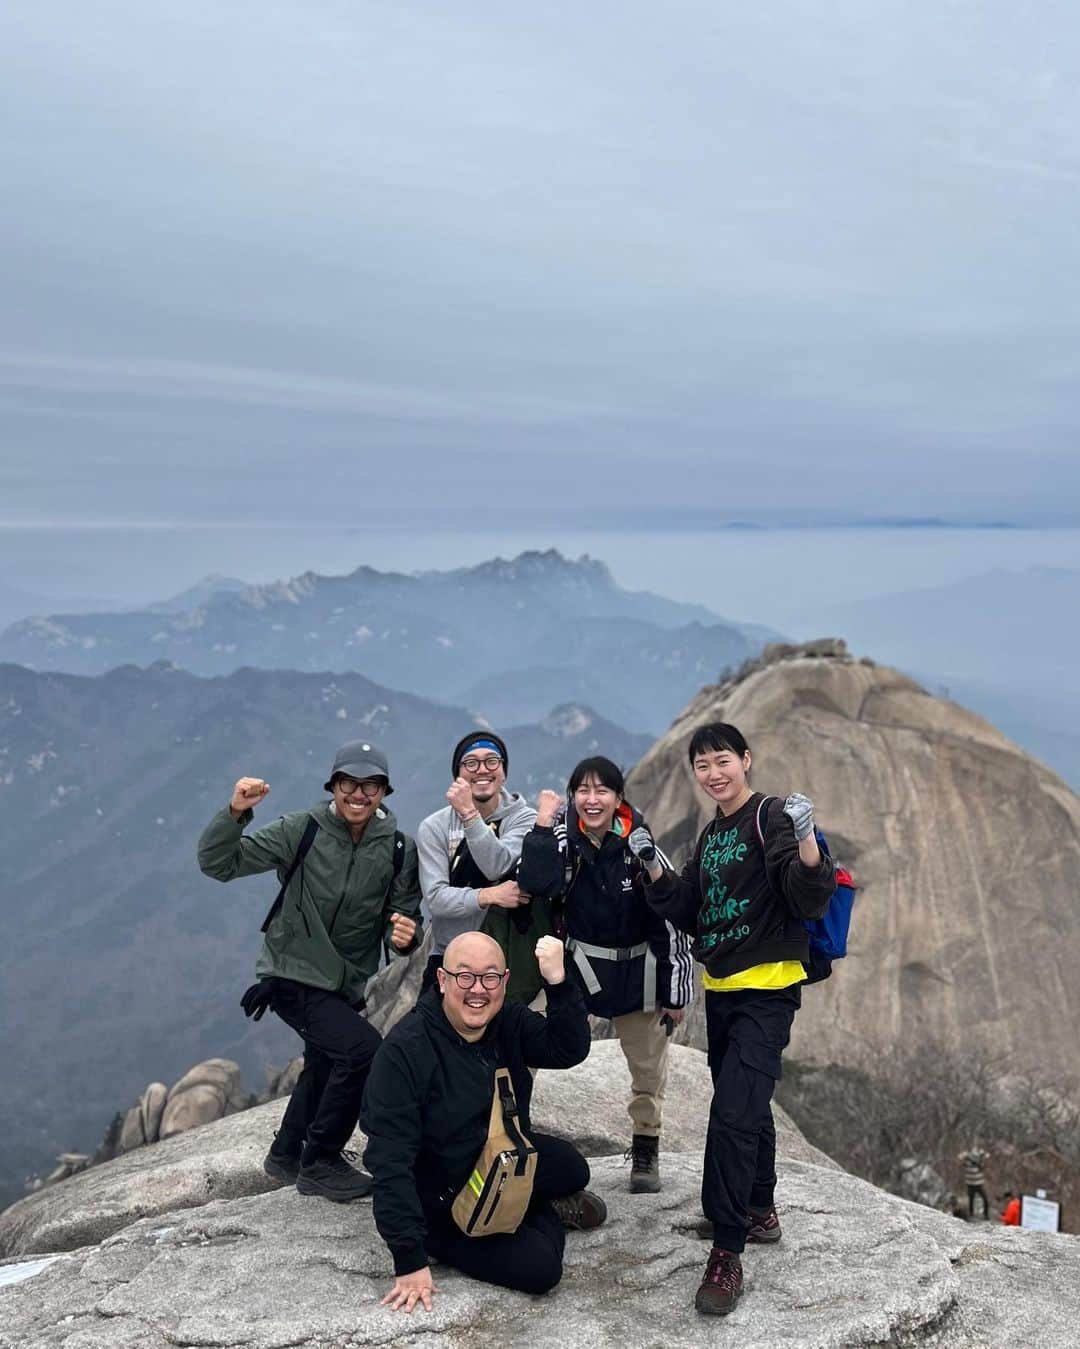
[451,1067,538,1237]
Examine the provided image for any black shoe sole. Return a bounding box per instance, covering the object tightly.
[263,1155,300,1184]
[747,1227,782,1243]
[630,1175,662,1193]
[295,1174,373,1202]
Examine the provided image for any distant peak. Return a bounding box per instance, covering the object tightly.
[457,550,615,587]
[542,703,595,737]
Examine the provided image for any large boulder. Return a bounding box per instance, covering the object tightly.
[2,1151,1079,1347]
[158,1059,249,1139]
[118,1083,168,1154]
[0,1041,828,1259]
[626,643,1080,1084]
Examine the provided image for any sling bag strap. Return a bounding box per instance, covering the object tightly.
[260,816,319,933]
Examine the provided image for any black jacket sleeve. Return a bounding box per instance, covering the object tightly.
[642,830,705,936]
[512,978,591,1070]
[763,798,836,920]
[516,823,567,899]
[361,1039,431,1278]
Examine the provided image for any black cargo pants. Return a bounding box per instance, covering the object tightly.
[702,984,801,1254]
[269,978,382,1162]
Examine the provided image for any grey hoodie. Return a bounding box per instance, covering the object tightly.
[416,790,537,954]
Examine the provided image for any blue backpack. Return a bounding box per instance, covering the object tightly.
[754,796,856,984]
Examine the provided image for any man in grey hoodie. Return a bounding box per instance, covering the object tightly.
[416,732,542,1002]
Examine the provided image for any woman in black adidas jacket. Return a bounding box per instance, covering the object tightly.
[640,721,836,1318]
[517,756,693,1194]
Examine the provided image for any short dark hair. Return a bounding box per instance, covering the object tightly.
[568,755,624,796]
[687,722,750,764]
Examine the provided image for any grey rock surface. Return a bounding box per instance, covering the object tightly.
[2,1152,1078,1348]
[118,1083,168,1154]
[0,1041,828,1258]
[159,1058,248,1139]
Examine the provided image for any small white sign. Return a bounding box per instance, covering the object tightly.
[1021,1194,1061,1233]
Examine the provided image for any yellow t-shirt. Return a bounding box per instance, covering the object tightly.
[703,960,806,992]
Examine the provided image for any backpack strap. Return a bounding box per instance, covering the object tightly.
[754,795,775,851]
[392,830,405,878]
[259,816,319,934]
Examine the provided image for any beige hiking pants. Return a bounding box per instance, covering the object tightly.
[612,1009,670,1137]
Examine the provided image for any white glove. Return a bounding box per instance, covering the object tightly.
[627,826,657,864]
[783,793,815,842]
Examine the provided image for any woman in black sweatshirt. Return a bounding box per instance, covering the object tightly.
[639,722,836,1318]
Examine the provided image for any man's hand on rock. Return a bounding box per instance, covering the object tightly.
[535,789,563,828]
[478,881,529,910]
[535,935,565,985]
[446,777,477,821]
[388,913,417,950]
[381,1267,438,1314]
[229,777,270,819]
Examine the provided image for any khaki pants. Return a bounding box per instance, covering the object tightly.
[611,1009,669,1137]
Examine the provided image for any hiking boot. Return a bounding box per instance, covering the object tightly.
[262,1147,301,1185]
[295,1150,373,1202]
[551,1189,608,1231]
[626,1134,661,1194]
[695,1247,743,1316]
[747,1204,782,1243]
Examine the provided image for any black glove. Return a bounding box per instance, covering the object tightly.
[240,977,275,1021]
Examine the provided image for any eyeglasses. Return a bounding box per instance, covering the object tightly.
[441,968,507,990]
[334,776,385,797]
[460,755,503,773]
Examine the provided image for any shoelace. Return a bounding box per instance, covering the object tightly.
[702,1249,740,1291]
[326,1149,360,1173]
[623,1140,655,1170]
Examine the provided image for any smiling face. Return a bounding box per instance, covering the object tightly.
[573,772,622,837]
[331,774,387,837]
[437,932,508,1040]
[459,751,506,807]
[692,746,753,815]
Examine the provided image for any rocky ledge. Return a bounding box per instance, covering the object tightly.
[2,1152,1079,1348]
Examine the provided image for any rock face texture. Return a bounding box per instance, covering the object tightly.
[3,1152,1079,1348]
[626,643,1080,1083]
[0,1041,829,1259]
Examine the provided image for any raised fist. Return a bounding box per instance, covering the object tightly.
[230,777,270,818]
[627,826,657,863]
[534,935,565,985]
[388,912,417,950]
[446,778,476,819]
[535,789,563,828]
[783,793,815,842]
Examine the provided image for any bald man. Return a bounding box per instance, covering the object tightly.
[362,932,605,1312]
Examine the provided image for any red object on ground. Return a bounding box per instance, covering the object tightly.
[1000,1198,1021,1226]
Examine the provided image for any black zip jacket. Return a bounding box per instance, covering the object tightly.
[644,792,836,980]
[361,978,590,1276]
[517,801,693,1017]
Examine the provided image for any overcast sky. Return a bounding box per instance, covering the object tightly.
[3,0,1079,530]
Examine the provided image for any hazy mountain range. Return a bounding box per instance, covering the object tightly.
[0,551,772,733]
[0,659,651,1206]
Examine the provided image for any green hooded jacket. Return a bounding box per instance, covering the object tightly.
[198,801,423,1007]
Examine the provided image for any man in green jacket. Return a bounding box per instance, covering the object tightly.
[198,740,422,1201]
